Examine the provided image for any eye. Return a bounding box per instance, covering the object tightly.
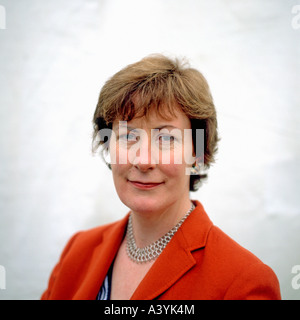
[119,132,138,142]
[158,135,175,144]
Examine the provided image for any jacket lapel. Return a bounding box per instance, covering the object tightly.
[74,214,129,300]
[131,201,213,300]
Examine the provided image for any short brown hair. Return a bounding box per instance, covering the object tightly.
[92,54,219,191]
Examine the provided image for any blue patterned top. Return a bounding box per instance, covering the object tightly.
[96,265,113,300]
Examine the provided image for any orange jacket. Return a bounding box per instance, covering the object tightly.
[41,201,281,300]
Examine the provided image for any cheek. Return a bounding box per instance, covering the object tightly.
[109,135,129,166]
[111,163,129,179]
[160,163,190,184]
[110,164,127,192]
[167,136,195,167]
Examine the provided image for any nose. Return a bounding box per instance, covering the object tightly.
[131,133,157,172]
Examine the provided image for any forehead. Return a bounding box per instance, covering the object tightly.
[113,105,191,130]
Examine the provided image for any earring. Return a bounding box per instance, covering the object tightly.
[190,162,201,175]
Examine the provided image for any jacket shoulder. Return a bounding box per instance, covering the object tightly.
[203,226,281,299]
[207,225,263,265]
[72,218,126,248]
[57,215,129,264]
[41,215,128,300]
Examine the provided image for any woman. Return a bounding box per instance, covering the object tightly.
[41,54,281,300]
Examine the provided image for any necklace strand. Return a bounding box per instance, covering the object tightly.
[126,203,195,263]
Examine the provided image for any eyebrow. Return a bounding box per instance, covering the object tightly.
[115,124,179,130]
[154,125,178,130]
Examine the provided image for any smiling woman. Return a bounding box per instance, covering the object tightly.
[109,106,194,230]
[41,54,281,300]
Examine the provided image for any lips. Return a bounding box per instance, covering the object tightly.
[128,180,163,190]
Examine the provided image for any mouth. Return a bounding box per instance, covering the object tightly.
[128,180,164,190]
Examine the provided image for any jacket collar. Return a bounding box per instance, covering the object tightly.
[130,200,213,300]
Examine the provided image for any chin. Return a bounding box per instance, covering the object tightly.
[120,193,166,215]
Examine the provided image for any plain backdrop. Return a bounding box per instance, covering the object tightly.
[0,0,299,299]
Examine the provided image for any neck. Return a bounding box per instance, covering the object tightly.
[129,198,194,248]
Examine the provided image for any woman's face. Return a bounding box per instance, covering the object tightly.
[109,104,194,215]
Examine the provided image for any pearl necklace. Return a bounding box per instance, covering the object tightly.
[126,203,195,263]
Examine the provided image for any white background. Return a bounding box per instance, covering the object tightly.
[0,0,299,300]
